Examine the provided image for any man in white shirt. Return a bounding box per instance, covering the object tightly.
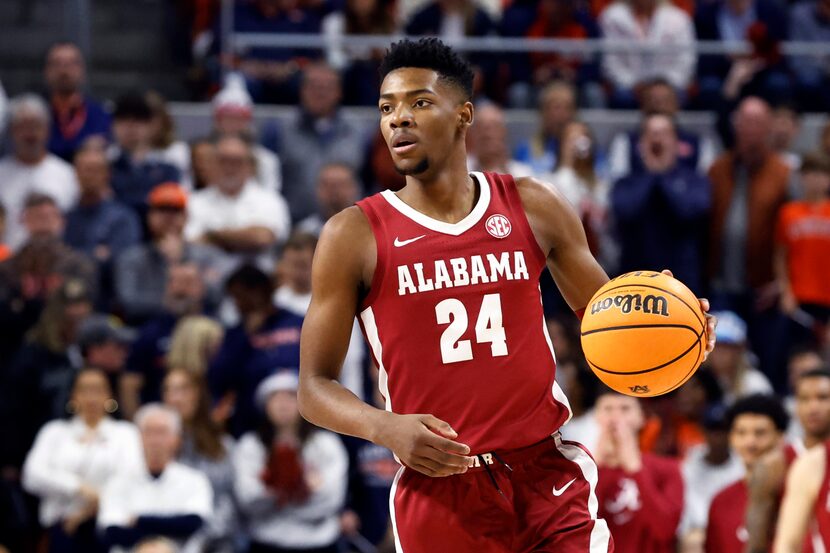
[0,94,79,250]
[185,135,289,265]
[98,403,212,553]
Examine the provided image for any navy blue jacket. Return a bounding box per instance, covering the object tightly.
[126,313,179,403]
[64,198,142,261]
[208,309,303,437]
[612,165,711,294]
[48,96,112,162]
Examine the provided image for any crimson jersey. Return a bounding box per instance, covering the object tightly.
[355,172,571,453]
[596,454,683,553]
[705,480,749,553]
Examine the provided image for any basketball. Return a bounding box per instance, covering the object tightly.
[580,271,706,397]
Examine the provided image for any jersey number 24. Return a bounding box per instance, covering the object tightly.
[435,293,508,364]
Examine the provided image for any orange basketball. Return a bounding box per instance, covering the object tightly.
[580,271,706,397]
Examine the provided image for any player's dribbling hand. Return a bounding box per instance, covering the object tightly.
[661,269,717,361]
[374,413,473,477]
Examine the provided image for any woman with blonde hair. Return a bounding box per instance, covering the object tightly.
[166,315,224,375]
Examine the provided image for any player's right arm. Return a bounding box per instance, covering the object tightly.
[744,448,787,553]
[773,445,825,553]
[298,207,472,478]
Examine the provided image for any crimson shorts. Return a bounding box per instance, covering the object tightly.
[389,433,613,552]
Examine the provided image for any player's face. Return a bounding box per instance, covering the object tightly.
[796,377,830,439]
[379,68,472,177]
[729,414,781,469]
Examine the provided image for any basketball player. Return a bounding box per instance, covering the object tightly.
[745,368,830,553]
[705,395,789,553]
[298,38,716,552]
[775,439,830,553]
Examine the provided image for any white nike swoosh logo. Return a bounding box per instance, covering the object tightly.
[394,235,426,247]
[552,477,577,497]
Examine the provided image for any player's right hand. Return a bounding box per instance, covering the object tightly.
[374,413,473,478]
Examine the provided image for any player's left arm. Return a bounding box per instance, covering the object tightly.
[773,445,825,553]
[516,176,716,355]
[744,449,787,553]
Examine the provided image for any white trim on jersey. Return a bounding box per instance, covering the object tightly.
[380,172,491,236]
[359,306,391,412]
[554,435,612,552]
[389,466,406,553]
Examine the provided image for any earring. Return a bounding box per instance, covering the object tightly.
[66,400,77,414]
[104,399,119,414]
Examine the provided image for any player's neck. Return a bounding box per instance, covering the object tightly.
[400,156,477,225]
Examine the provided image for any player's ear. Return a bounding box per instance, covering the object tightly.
[459,102,474,129]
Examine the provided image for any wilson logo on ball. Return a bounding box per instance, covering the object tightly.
[485,214,512,238]
[591,294,670,317]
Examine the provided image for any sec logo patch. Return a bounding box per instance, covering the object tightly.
[485,214,512,239]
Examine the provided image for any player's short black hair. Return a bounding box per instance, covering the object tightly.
[379,38,475,101]
[726,394,789,432]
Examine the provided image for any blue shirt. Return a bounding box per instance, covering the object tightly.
[49,96,112,162]
[64,198,142,260]
[231,3,320,61]
[126,313,178,403]
[208,309,304,437]
[110,151,180,221]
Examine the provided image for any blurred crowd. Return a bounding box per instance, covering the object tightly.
[172,0,830,112]
[0,0,829,552]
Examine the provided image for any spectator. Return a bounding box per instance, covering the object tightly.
[296,163,361,237]
[0,94,79,250]
[22,367,143,553]
[122,263,209,416]
[322,0,396,105]
[775,153,830,341]
[607,78,717,182]
[708,97,789,374]
[784,347,825,442]
[789,0,830,112]
[679,405,745,552]
[132,537,179,553]
[76,314,136,412]
[405,0,495,38]
[233,372,348,553]
[109,93,181,221]
[770,103,802,172]
[593,388,684,553]
[0,195,96,363]
[189,138,218,191]
[166,315,224,376]
[208,264,303,437]
[64,147,142,265]
[44,42,111,161]
[0,79,6,137]
[466,103,533,177]
[163,369,236,553]
[0,279,94,472]
[277,63,365,222]
[524,0,600,94]
[274,232,366,399]
[185,135,290,262]
[548,120,612,267]
[115,182,226,325]
[146,91,190,179]
[705,394,788,553]
[695,0,791,110]
[98,404,212,552]
[513,81,576,175]
[611,113,711,294]
[230,0,321,104]
[599,0,695,108]
[705,311,773,404]
[212,73,282,194]
[743,368,830,552]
